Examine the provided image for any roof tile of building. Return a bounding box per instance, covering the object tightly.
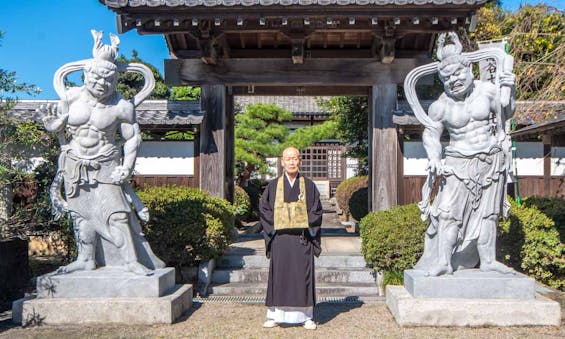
[104,0,487,7]
[8,100,204,126]
[8,99,564,129]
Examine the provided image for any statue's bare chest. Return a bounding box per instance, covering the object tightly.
[67,101,119,132]
[443,95,492,129]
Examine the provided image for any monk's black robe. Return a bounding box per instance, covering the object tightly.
[260,173,323,308]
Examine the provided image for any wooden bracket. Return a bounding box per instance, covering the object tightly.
[291,39,305,64]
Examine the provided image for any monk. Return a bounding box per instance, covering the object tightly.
[259,146,323,330]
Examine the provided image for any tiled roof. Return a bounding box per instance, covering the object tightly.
[9,99,563,129]
[8,100,204,126]
[235,96,328,115]
[103,0,487,7]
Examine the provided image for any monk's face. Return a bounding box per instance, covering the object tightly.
[281,148,301,177]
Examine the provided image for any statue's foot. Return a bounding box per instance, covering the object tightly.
[425,264,453,277]
[56,259,96,274]
[126,261,154,276]
[480,261,515,275]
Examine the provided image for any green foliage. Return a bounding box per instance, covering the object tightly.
[170,86,201,100]
[317,97,368,174]
[469,5,506,42]
[349,187,368,221]
[116,50,169,100]
[284,120,339,150]
[136,185,235,267]
[360,204,427,272]
[499,198,565,290]
[235,103,292,183]
[335,176,368,220]
[233,185,251,220]
[467,5,564,101]
[163,130,195,141]
[382,271,404,287]
[242,179,268,221]
[523,196,565,242]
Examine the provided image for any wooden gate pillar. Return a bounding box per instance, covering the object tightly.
[199,85,234,202]
[368,83,398,211]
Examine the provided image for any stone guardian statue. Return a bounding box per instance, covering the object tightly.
[42,30,165,275]
[404,32,517,277]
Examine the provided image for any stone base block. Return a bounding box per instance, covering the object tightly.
[386,285,561,327]
[12,284,192,325]
[404,269,535,299]
[37,267,175,298]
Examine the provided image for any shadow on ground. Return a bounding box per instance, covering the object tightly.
[315,298,364,324]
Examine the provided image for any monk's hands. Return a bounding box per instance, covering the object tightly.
[111,165,131,184]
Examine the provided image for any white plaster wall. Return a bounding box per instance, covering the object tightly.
[403,141,545,176]
[346,158,358,179]
[264,157,279,180]
[552,147,565,176]
[135,141,194,175]
[403,141,428,176]
[514,142,544,176]
[314,180,330,199]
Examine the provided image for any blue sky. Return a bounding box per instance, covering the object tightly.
[0,0,563,99]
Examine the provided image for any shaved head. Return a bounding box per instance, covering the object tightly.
[282,146,300,158]
[281,146,301,177]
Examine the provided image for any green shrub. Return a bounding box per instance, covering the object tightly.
[382,271,404,287]
[242,179,268,221]
[233,185,251,220]
[523,196,565,243]
[136,185,235,267]
[349,187,368,221]
[360,197,565,291]
[499,198,565,290]
[360,203,427,272]
[335,176,368,220]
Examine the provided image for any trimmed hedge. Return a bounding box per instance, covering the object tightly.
[234,185,251,221]
[360,203,427,273]
[136,185,235,267]
[335,176,368,220]
[523,196,565,243]
[499,198,565,290]
[360,199,565,291]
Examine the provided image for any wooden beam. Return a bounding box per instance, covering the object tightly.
[200,85,234,200]
[165,57,430,86]
[543,134,551,197]
[368,83,398,211]
[173,48,430,59]
[200,39,217,65]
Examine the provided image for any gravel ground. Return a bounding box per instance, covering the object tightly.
[1,297,563,339]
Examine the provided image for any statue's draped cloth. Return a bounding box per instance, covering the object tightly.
[59,147,131,223]
[55,146,162,269]
[415,145,507,270]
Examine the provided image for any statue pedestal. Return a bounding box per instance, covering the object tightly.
[12,267,192,325]
[386,270,561,327]
[404,269,535,299]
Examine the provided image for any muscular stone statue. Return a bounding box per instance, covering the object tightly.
[42,30,165,275]
[404,33,517,277]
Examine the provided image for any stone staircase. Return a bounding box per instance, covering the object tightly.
[208,233,380,297]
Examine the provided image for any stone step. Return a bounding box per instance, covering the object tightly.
[216,253,368,269]
[212,267,376,284]
[208,282,380,296]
